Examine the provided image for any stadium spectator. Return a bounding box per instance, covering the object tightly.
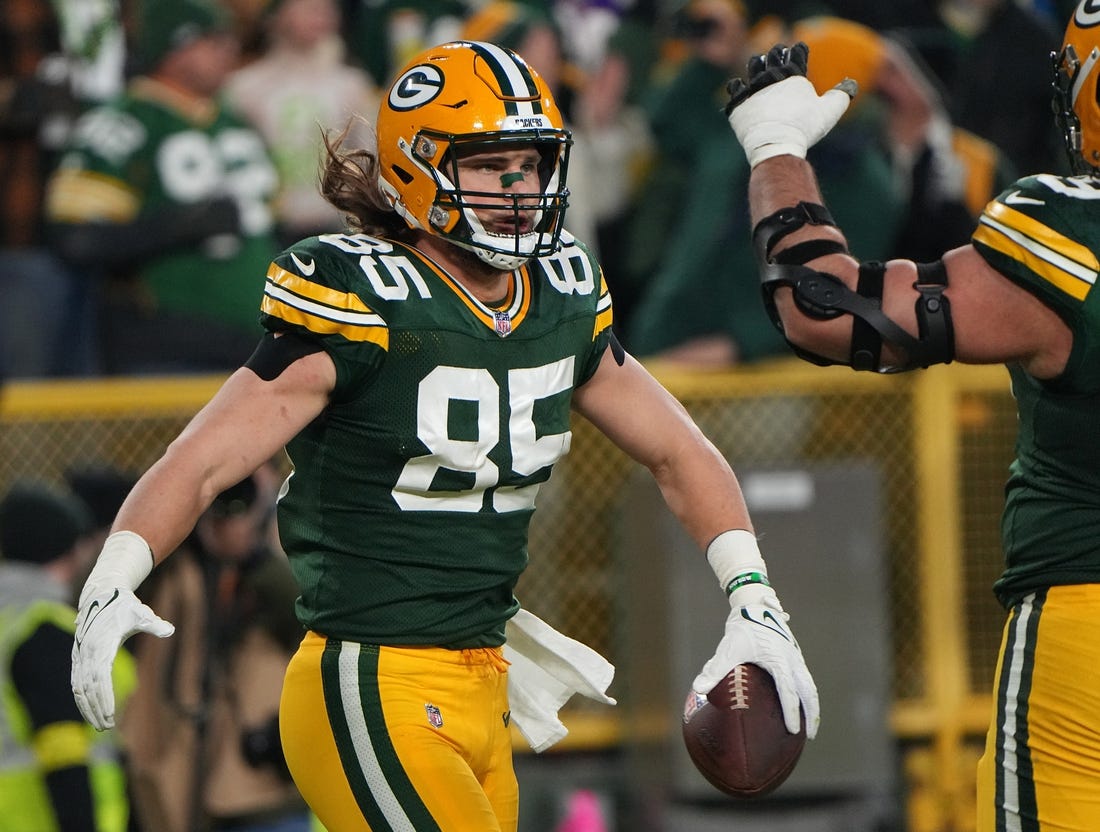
[459,0,602,253]
[624,10,1014,367]
[226,0,381,247]
[43,0,281,375]
[890,0,1065,176]
[343,0,466,85]
[0,479,134,832]
[0,0,126,378]
[623,5,906,366]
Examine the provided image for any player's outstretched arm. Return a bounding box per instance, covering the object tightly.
[728,44,1072,378]
[72,348,336,730]
[572,346,818,737]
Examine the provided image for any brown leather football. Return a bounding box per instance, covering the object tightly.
[682,663,806,798]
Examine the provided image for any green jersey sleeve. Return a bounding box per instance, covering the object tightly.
[260,234,390,397]
[972,173,1100,392]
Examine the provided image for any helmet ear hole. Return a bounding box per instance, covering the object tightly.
[390,165,414,185]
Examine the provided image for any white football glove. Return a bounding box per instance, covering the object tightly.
[725,42,857,169]
[71,531,174,730]
[692,530,820,739]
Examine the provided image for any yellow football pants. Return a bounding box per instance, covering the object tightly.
[280,632,517,832]
[977,585,1100,831]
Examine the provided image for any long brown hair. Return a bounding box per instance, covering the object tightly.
[319,119,414,241]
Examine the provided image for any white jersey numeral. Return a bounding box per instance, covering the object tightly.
[392,357,574,512]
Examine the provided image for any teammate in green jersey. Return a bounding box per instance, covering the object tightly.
[69,40,818,831]
[724,2,1100,828]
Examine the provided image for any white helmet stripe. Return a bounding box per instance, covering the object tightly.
[465,40,539,118]
[1071,45,1100,108]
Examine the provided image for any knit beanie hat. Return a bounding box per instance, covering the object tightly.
[136,0,233,72]
[66,465,136,531]
[0,481,92,565]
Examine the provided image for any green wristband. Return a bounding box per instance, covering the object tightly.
[725,571,771,596]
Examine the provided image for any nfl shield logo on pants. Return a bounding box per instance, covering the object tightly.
[425,703,444,728]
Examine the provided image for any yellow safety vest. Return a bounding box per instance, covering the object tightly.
[0,595,136,832]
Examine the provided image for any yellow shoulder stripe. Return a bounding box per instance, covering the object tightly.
[593,281,613,340]
[976,202,1098,301]
[262,264,389,348]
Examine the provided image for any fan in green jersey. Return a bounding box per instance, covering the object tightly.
[44,0,280,374]
[69,39,819,831]
[724,3,1100,827]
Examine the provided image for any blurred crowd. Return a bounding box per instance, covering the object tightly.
[0,0,1076,380]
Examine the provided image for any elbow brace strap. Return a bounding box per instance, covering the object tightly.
[753,202,841,260]
[754,202,852,366]
[759,255,955,372]
[753,205,954,371]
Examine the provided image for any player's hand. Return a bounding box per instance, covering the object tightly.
[190,195,241,237]
[725,41,857,169]
[693,594,820,739]
[72,588,174,730]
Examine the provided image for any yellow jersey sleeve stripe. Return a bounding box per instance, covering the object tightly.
[262,271,389,348]
[32,721,92,772]
[44,169,140,223]
[261,293,390,348]
[267,264,374,312]
[976,204,1098,302]
[593,285,613,339]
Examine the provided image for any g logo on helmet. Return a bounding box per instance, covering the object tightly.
[389,65,444,111]
[1077,0,1100,27]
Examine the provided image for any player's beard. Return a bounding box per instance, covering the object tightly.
[453,239,515,280]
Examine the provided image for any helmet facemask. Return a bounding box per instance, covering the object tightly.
[1052,39,1100,176]
[421,130,571,270]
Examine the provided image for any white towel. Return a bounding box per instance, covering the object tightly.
[503,608,617,753]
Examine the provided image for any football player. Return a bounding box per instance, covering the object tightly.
[724,1,1100,827]
[69,41,819,831]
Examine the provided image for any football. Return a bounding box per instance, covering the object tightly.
[682,663,806,798]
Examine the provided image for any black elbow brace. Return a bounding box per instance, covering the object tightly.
[753,204,955,373]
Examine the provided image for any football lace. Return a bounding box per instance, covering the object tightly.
[728,665,750,710]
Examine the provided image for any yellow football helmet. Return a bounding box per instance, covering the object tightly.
[377,40,572,269]
[1053,1,1100,175]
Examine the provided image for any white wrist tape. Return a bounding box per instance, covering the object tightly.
[706,529,776,606]
[78,531,155,607]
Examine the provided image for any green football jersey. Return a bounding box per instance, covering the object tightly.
[260,231,614,646]
[972,173,1100,606]
[53,79,279,334]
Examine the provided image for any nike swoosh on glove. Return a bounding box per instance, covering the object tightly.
[72,588,174,730]
[725,41,857,169]
[692,598,820,739]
